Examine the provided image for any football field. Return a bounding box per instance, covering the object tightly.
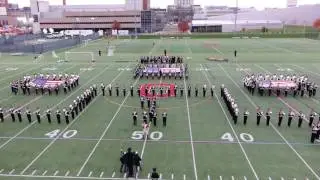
[0,37,320,180]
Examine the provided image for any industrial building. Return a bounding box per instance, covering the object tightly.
[30,0,166,34]
[192,4,320,32]
[0,0,31,27]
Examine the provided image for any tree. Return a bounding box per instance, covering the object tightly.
[313,18,320,29]
[112,20,121,30]
[178,21,189,33]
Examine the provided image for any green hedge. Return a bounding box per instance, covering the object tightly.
[136,32,319,39]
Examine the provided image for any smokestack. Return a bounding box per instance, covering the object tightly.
[63,0,66,5]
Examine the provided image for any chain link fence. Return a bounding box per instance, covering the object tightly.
[0,33,101,54]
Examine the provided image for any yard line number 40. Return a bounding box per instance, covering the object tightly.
[221,132,254,142]
[45,129,78,139]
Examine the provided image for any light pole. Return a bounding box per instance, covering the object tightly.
[134,0,138,38]
[234,0,238,32]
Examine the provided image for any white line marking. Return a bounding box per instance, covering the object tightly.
[182,62,198,180]
[0,169,3,174]
[9,169,15,175]
[76,74,139,176]
[275,64,320,103]
[231,176,234,180]
[88,171,92,177]
[171,173,174,180]
[219,175,222,180]
[0,65,82,151]
[256,64,313,122]
[243,176,247,180]
[291,64,320,77]
[220,63,320,179]
[65,171,70,176]
[252,39,301,54]
[207,175,211,180]
[136,39,162,177]
[183,174,186,180]
[281,177,284,180]
[42,170,47,176]
[0,96,13,104]
[0,64,46,83]
[20,65,123,175]
[123,173,127,178]
[147,173,150,179]
[102,172,106,178]
[280,64,320,104]
[201,64,259,180]
[31,170,37,175]
[160,173,162,179]
[293,178,296,180]
[0,173,162,179]
[53,170,59,176]
[268,177,272,180]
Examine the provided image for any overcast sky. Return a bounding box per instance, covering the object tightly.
[8,0,320,10]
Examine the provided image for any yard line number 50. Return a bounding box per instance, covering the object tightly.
[45,129,78,139]
[131,131,163,141]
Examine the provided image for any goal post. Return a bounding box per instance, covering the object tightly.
[65,51,95,62]
[81,39,92,48]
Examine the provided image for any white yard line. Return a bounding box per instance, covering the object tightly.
[1,64,77,117]
[101,172,106,178]
[231,176,235,180]
[219,175,222,180]
[8,169,15,175]
[31,170,37,175]
[88,171,92,177]
[0,64,47,83]
[254,64,312,122]
[268,177,272,180]
[273,64,320,104]
[136,58,163,178]
[201,64,259,180]
[160,173,162,179]
[0,96,13,104]
[0,169,4,173]
[243,176,247,180]
[42,170,47,176]
[183,174,186,180]
[218,64,320,179]
[53,170,59,176]
[77,39,159,177]
[182,64,198,180]
[0,173,157,179]
[171,173,174,180]
[76,76,139,176]
[183,39,198,180]
[0,64,77,92]
[207,175,210,180]
[139,121,151,159]
[20,64,121,175]
[0,64,110,151]
[252,39,301,54]
[65,171,70,176]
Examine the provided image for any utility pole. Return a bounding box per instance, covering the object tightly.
[234,0,238,32]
